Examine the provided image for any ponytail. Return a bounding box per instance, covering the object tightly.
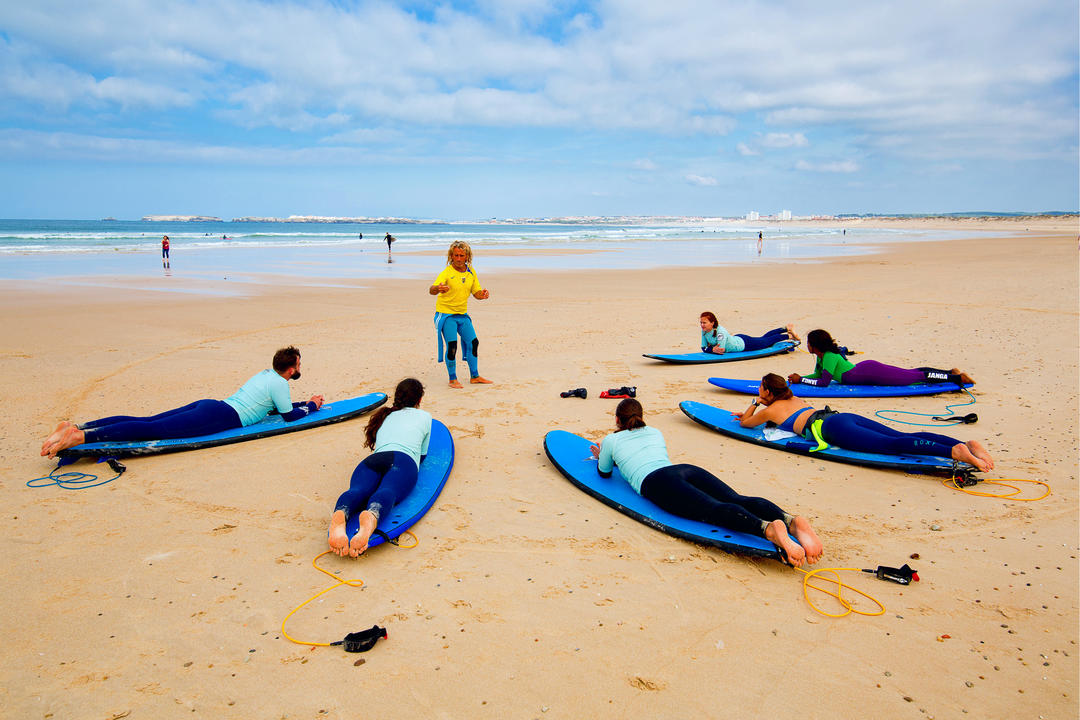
[615,398,647,431]
[364,378,424,450]
[761,373,793,400]
[806,329,842,355]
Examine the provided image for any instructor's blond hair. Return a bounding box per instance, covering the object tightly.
[446,240,474,266]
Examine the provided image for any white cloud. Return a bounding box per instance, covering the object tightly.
[796,159,860,173]
[686,174,718,186]
[632,158,658,170]
[760,132,808,148]
[736,142,759,156]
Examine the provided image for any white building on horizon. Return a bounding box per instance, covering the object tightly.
[745,211,759,221]
[780,209,792,221]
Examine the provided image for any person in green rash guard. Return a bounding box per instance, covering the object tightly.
[789,329,975,388]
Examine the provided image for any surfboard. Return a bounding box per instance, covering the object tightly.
[679,400,969,474]
[708,377,974,398]
[344,420,454,549]
[643,340,797,364]
[57,392,388,459]
[543,429,784,560]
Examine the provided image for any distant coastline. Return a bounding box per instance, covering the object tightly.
[138,212,1079,225]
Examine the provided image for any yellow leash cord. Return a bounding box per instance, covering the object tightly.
[795,566,887,618]
[944,475,1051,501]
[281,530,418,647]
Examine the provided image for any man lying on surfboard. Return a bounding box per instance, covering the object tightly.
[40,346,324,458]
[736,374,995,472]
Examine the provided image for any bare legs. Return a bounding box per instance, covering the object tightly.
[785,324,801,342]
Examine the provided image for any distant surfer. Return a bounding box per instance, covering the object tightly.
[790,329,974,388]
[591,398,823,566]
[328,378,431,557]
[40,347,324,458]
[384,232,395,261]
[161,235,170,268]
[757,231,763,255]
[429,240,492,389]
[738,374,995,472]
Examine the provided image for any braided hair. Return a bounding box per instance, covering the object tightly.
[364,378,424,450]
[806,329,842,355]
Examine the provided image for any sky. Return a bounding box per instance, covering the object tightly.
[0,1,1077,220]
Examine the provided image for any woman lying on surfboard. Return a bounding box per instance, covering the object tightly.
[699,311,799,354]
[789,329,974,388]
[328,378,431,558]
[590,398,823,567]
[40,346,324,458]
[737,374,994,472]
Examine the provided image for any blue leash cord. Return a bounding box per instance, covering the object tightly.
[28,457,126,490]
[874,387,977,427]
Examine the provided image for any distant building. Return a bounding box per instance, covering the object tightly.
[780,210,792,221]
[745,211,759,221]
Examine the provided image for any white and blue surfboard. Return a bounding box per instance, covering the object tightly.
[544,429,785,560]
[644,340,797,364]
[57,392,388,459]
[680,400,970,475]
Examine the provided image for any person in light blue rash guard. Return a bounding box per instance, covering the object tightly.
[40,346,324,458]
[590,398,823,567]
[699,311,799,354]
[328,378,432,558]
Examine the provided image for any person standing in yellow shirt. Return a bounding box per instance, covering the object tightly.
[428,241,493,389]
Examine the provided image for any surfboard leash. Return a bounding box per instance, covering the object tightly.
[281,530,418,649]
[793,565,887,618]
[27,457,126,490]
[874,387,978,427]
[944,468,1050,501]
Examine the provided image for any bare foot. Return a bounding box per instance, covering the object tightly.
[951,368,975,385]
[470,376,493,384]
[951,442,990,472]
[788,516,823,564]
[349,510,378,558]
[328,510,350,556]
[786,324,801,342]
[764,519,807,567]
[448,379,463,389]
[965,440,995,471]
[40,421,73,456]
[43,425,85,459]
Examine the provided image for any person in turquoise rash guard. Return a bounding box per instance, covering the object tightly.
[699,311,799,354]
[590,398,824,567]
[40,346,324,458]
[327,378,432,558]
[789,329,974,388]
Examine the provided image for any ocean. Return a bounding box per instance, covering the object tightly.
[0,218,973,286]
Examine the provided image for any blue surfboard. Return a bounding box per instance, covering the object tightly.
[708,377,973,398]
[57,392,388,458]
[543,429,784,560]
[344,420,454,549]
[644,340,798,364]
[679,400,970,475]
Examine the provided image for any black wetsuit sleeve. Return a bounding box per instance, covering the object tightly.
[598,467,613,478]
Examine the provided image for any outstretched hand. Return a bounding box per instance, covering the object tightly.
[310,395,324,409]
[589,443,600,459]
[475,289,490,300]
[787,373,802,383]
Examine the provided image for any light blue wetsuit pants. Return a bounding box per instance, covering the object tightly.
[436,313,479,381]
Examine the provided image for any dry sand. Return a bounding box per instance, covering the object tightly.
[2,221,1077,718]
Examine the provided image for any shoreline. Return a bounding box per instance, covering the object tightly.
[2,228,1077,718]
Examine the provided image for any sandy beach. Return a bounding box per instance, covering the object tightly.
[2,220,1077,718]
